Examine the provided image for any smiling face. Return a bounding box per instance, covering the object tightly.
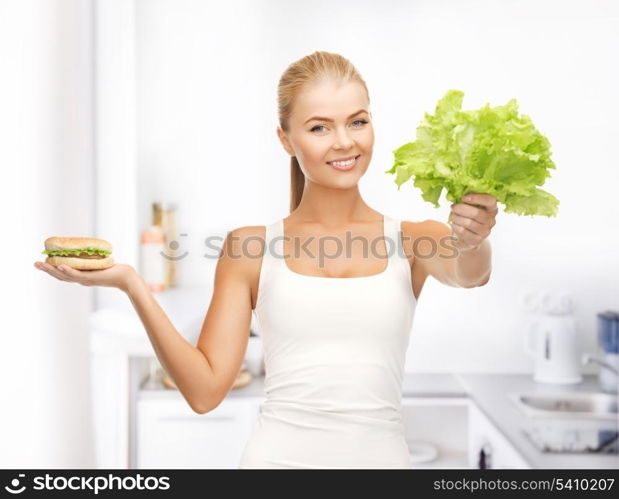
[277,78,374,188]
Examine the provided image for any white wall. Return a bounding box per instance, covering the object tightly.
[0,0,96,466]
[93,0,139,311]
[134,0,618,373]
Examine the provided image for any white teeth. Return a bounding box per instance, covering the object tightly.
[329,156,357,166]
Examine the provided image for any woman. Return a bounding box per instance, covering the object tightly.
[34,51,497,469]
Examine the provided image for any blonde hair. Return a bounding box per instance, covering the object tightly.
[277,51,370,213]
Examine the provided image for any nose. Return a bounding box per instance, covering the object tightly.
[333,126,354,150]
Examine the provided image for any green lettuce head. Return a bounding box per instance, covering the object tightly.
[385,90,559,217]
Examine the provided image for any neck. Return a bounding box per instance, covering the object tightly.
[291,181,375,227]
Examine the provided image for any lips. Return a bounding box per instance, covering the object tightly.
[327,154,360,171]
[327,154,359,164]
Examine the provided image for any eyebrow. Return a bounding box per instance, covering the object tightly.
[304,109,368,125]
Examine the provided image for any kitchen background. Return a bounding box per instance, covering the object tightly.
[2,0,617,468]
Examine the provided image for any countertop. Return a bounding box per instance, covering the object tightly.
[142,371,618,469]
[210,371,469,399]
[456,373,618,470]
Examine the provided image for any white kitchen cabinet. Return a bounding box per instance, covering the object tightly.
[468,401,531,469]
[134,377,531,469]
[136,394,472,469]
[90,290,213,469]
[136,395,263,469]
[401,397,471,469]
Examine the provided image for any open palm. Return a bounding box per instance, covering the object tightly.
[34,261,135,292]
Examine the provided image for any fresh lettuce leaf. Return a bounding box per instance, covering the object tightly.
[42,248,111,257]
[385,90,559,217]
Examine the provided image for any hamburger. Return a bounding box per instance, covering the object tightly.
[42,237,115,270]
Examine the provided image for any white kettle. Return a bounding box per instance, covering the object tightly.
[524,291,583,384]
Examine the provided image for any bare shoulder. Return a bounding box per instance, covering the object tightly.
[219,225,266,271]
[219,225,266,309]
[401,218,466,288]
[401,218,451,243]
[400,218,450,250]
[400,218,452,271]
[223,225,266,253]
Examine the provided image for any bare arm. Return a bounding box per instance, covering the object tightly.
[34,225,257,414]
[411,219,491,288]
[194,226,260,407]
[413,192,497,288]
[454,239,492,287]
[124,226,257,413]
[124,272,217,414]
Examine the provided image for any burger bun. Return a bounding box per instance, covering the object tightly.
[44,236,112,253]
[46,255,115,270]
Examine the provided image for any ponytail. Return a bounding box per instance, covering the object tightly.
[289,156,304,213]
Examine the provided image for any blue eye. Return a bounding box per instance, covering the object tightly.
[310,120,368,133]
[310,125,326,133]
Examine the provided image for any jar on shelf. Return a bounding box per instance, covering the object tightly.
[140,225,165,293]
[153,202,178,289]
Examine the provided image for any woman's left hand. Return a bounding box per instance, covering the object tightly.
[449,193,498,252]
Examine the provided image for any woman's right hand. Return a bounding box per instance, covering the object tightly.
[34,261,137,293]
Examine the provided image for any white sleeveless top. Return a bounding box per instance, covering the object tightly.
[238,214,417,469]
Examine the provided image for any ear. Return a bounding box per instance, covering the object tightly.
[277,127,295,157]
